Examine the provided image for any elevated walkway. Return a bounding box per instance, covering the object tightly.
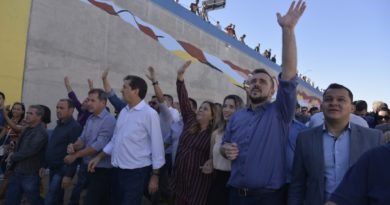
[21,0,321,120]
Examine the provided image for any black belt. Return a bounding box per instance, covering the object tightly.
[232,187,280,197]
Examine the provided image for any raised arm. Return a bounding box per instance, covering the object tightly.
[102,69,126,112]
[87,79,94,90]
[102,69,113,93]
[64,76,73,93]
[146,66,165,103]
[146,66,174,141]
[176,61,195,122]
[277,0,306,80]
[65,76,82,112]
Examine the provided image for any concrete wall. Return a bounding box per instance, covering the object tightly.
[23,0,321,127]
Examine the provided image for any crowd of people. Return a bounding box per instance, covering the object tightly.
[183,0,279,65]
[185,0,324,91]
[0,1,389,205]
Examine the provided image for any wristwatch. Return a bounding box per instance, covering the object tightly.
[152,170,160,176]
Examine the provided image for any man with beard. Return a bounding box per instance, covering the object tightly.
[220,0,305,204]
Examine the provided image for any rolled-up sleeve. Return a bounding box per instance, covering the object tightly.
[89,116,116,152]
[275,74,298,123]
[103,140,113,155]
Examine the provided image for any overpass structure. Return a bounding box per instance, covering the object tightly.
[0,0,322,126]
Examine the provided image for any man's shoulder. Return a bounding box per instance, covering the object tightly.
[229,107,248,120]
[351,123,381,136]
[296,125,322,141]
[31,125,49,138]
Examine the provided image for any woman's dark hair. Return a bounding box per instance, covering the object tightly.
[7,102,26,124]
[39,104,51,124]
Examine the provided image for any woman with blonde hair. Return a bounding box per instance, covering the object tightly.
[203,95,244,205]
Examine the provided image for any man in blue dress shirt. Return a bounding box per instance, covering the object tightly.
[220,1,306,204]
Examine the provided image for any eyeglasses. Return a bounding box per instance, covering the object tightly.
[378,115,390,120]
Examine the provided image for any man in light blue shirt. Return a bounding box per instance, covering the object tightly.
[64,88,116,205]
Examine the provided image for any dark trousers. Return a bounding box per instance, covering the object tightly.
[84,167,113,205]
[148,154,173,205]
[111,166,151,205]
[207,170,230,205]
[44,168,65,205]
[69,162,89,205]
[229,185,287,205]
[5,172,43,205]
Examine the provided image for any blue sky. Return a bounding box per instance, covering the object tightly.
[178,0,390,111]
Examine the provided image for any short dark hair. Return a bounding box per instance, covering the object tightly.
[189,98,197,110]
[0,92,5,100]
[124,75,147,99]
[323,83,353,102]
[354,100,367,112]
[88,88,108,101]
[59,98,75,108]
[309,106,319,115]
[251,68,275,88]
[29,105,45,121]
[163,94,174,103]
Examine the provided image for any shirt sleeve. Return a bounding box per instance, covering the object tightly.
[103,140,113,155]
[64,123,83,177]
[89,115,116,152]
[148,110,165,169]
[176,80,196,124]
[222,115,235,144]
[274,74,298,123]
[78,123,87,146]
[68,91,82,113]
[107,89,126,113]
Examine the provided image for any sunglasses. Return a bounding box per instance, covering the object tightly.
[149,101,157,106]
[378,115,390,120]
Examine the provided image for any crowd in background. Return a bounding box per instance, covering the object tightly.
[184,0,322,91]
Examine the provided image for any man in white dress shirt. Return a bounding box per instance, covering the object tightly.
[88,75,165,205]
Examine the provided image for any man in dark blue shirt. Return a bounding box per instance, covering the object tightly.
[43,99,82,205]
[326,144,390,205]
[221,1,306,204]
